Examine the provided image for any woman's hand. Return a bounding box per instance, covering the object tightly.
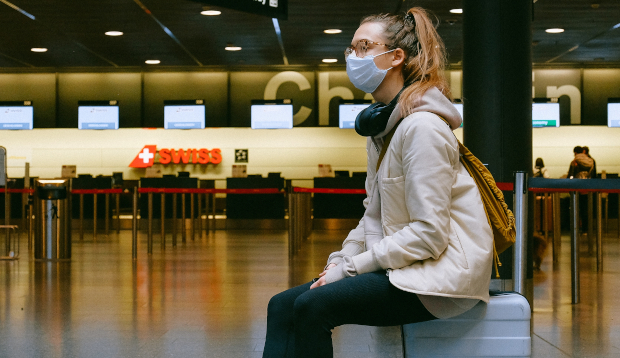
[310,263,337,289]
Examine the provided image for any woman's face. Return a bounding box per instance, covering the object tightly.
[350,22,394,70]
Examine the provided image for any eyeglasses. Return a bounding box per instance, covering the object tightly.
[344,39,390,59]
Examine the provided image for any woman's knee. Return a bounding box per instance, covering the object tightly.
[293,291,326,322]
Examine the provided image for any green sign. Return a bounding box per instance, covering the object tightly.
[532,120,557,128]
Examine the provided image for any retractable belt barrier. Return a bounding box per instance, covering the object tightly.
[71,189,123,240]
[133,187,284,258]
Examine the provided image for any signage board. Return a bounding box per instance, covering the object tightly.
[190,0,288,19]
[338,101,371,129]
[532,100,560,128]
[0,101,33,130]
[164,100,205,129]
[61,165,77,178]
[78,101,119,130]
[129,145,222,168]
[608,99,620,128]
[251,100,293,129]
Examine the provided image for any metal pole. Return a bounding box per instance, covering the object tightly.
[617,193,620,239]
[161,193,165,250]
[190,193,195,241]
[596,192,603,272]
[513,171,528,296]
[28,197,34,252]
[172,194,177,247]
[197,191,202,235]
[211,193,216,231]
[147,192,153,255]
[4,185,9,255]
[132,187,137,260]
[93,193,98,240]
[105,193,110,235]
[181,193,186,243]
[552,192,561,264]
[587,192,594,254]
[288,192,295,258]
[79,193,84,240]
[204,193,209,232]
[543,193,549,243]
[116,192,121,233]
[570,191,580,304]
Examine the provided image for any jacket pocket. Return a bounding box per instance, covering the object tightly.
[451,224,470,269]
[380,175,408,226]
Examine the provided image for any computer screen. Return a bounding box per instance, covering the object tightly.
[78,104,119,130]
[339,103,371,129]
[164,105,205,129]
[608,101,620,128]
[0,103,33,130]
[532,102,560,128]
[251,102,293,129]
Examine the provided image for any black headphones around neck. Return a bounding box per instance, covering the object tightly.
[354,86,406,137]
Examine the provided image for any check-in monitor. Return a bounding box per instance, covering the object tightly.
[608,98,620,128]
[78,101,119,130]
[251,100,293,129]
[0,101,33,130]
[164,100,205,129]
[339,100,372,129]
[532,99,560,128]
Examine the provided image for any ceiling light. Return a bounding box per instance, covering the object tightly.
[450,9,463,14]
[322,59,338,63]
[545,28,564,33]
[324,29,342,34]
[225,45,242,51]
[31,48,47,52]
[201,10,221,15]
[105,31,123,36]
[145,60,160,64]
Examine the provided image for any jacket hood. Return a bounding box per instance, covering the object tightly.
[374,86,462,138]
[575,153,594,168]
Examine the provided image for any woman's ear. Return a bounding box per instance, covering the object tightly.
[391,48,406,67]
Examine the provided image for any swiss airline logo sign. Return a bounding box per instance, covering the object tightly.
[129,145,222,168]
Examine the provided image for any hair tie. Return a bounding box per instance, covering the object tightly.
[404,13,416,27]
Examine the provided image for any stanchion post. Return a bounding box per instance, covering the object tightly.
[93,193,98,241]
[161,193,165,250]
[543,193,549,242]
[596,192,603,272]
[211,193,216,231]
[79,193,84,240]
[513,172,528,296]
[570,191,580,304]
[587,192,594,254]
[116,192,121,233]
[197,191,202,235]
[172,194,177,247]
[147,192,153,255]
[105,193,110,236]
[190,193,195,241]
[132,187,138,260]
[181,193,186,243]
[204,193,209,233]
[28,196,34,252]
[552,192,561,264]
[617,193,620,239]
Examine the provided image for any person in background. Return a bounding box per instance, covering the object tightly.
[568,146,594,179]
[263,7,493,358]
[583,146,597,178]
[533,157,550,178]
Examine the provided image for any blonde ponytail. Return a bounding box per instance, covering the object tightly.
[361,7,451,117]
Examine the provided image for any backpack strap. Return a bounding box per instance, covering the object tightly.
[376,119,403,172]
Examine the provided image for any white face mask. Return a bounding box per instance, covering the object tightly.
[346,49,395,93]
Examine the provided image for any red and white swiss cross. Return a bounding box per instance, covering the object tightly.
[129,145,157,168]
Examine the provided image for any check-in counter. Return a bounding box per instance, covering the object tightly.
[139,176,201,218]
[226,176,285,219]
[71,175,113,220]
[313,176,366,219]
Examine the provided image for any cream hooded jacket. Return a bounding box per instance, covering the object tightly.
[324,87,494,317]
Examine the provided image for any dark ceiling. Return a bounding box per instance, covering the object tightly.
[0,0,619,70]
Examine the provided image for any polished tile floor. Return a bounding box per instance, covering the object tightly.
[0,225,619,358]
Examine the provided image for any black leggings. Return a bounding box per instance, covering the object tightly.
[263,271,436,358]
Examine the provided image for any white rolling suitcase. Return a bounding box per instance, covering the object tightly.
[402,292,531,357]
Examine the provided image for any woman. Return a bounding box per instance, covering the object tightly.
[534,157,550,178]
[263,7,493,358]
